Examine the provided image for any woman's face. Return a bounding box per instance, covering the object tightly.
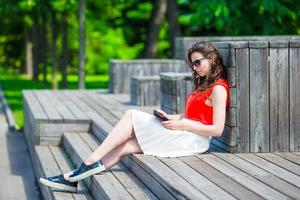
[190,52,211,77]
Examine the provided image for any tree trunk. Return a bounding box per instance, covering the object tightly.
[61,12,68,88]
[51,11,58,90]
[41,7,48,84]
[78,0,85,89]
[166,0,181,57]
[142,0,167,58]
[25,26,33,78]
[32,14,40,81]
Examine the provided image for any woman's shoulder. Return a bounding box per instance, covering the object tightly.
[211,78,229,90]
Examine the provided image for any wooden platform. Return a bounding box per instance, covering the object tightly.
[23,90,300,200]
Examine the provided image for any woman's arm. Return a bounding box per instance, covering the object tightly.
[161,85,227,137]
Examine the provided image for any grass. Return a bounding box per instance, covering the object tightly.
[0,69,109,130]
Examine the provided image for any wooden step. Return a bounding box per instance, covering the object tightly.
[33,145,94,200]
[63,132,158,200]
[90,120,240,199]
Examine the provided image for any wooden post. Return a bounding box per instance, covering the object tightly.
[269,41,289,152]
[249,41,270,152]
[289,41,300,151]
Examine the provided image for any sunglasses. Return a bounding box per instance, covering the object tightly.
[191,58,206,67]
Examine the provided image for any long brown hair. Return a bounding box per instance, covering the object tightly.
[187,41,227,92]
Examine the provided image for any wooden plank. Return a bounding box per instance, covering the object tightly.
[255,153,300,176]
[132,154,209,200]
[237,153,300,188]
[215,153,300,199]
[274,152,300,165]
[52,90,70,101]
[35,146,74,200]
[50,146,94,200]
[289,47,300,151]
[269,47,289,151]
[63,100,90,122]
[64,91,94,113]
[63,133,91,166]
[180,156,262,200]
[225,107,236,127]
[249,47,269,152]
[23,90,48,121]
[78,91,119,125]
[39,123,90,137]
[87,111,113,140]
[43,90,77,122]
[197,154,289,200]
[79,132,159,200]
[52,90,90,122]
[229,87,237,107]
[160,157,236,200]
[121,156,176,200]
[235,48,249,152]
[219,48,230,67]
[33,90,63,121]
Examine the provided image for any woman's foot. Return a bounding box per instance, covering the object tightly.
[39,174,78,193]
[68,160,106,182]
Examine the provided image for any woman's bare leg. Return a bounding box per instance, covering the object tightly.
[85,109,136,165]
[63,109,142,180]
[101,137,142,169]
[63,136,142,179]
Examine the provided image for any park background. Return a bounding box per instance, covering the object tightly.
[0,0,300,129]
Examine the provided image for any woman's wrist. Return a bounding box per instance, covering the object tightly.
[178,114,184,120]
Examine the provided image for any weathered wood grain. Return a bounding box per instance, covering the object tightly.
[160,157,236,200]
[237,153,300,188]
[215,153,300,199]
[249,47,269,152]
[180,156,262,200]
[289,47,300,151]
[197,154,289,200]
[269,47,289,151]
[255,153,300,176]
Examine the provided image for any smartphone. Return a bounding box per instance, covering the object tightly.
[153,109,169,121]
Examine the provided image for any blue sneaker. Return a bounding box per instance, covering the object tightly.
[39,174,77,193]
[68,160,105,182]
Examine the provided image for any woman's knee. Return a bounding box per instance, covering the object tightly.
[124,109,134,118]
[124,109,132,116]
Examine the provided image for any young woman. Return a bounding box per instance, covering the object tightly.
[39,41,230,192]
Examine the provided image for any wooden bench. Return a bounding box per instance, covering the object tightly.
[162,39,300,153]
[130,75,160,106]
[109,59,189,94]
[23,90,92,147]
[23,90,300,199]
[77,92,300,199]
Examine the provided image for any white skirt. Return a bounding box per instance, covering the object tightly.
[131,110,210,157]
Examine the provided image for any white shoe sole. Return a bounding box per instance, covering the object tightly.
[68,165,105,182]
[39,177,77,193]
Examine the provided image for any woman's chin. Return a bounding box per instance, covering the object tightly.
[198,73,206,77]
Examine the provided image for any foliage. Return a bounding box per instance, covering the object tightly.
[0,0,300,75]
[178,0,300,36]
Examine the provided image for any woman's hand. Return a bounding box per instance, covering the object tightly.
[154,109,169,118]
[161,120,185,131]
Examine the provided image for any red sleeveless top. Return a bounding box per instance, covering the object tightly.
[185,79,230,125]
